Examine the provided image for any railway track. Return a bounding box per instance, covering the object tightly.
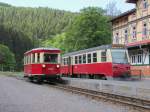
[49,84,150,112]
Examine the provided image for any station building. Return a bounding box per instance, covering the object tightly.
[111,0,150,77]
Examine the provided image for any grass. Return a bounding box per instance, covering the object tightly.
[0,71,24,77]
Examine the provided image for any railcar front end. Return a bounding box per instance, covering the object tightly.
[24,48,61,83]
[111,48,130,78]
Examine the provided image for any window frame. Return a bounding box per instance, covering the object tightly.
[143,0,148,9]
[132,26,137,40]
[142,22,148,39]
[92,52,97,63]
[101,51,107,62]
[115,32,119,44]
[87,53,92,63]
[78,55,82,64]
[124,29,128,43]
[83,54,86,64]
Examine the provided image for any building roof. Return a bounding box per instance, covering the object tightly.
[110,8,136,22]
[126,0,137,3]
[63,44,125,57]
[127,40,150,48]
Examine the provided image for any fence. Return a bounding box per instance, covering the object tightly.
[0,64,15,72]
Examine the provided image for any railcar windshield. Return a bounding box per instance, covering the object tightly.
[111,49,128,64]
[44,54,58,63]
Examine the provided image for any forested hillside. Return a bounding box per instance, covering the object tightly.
[0,6,75,42]
[0,5,75,70]
[0,4,112,71]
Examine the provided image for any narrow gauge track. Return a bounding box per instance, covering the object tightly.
[48,83,150,112]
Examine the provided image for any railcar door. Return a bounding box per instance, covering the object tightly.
[68,56,73,76]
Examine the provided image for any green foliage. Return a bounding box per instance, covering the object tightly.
[0,6,75,45]
[0,2,11,7]
[0,5,75,70]
[0,25,33,70]
[42,33,67,53]
[64,7,112,52]
[0,44,16,69]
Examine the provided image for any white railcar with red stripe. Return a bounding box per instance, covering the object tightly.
[61,44,130,79]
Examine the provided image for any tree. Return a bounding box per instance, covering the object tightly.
[0,44,16,71]
[64,7,112,52]
[42,33,67,53]
[0,25,33,70]
[105,1,121,17]
[0,2,11,7]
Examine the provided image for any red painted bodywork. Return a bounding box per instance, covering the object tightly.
[24,64,60,76]
[112,63,130,77]
[24,49,61,77]
[61,62,130,78]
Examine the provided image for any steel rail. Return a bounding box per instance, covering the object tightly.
[49,84,150,112]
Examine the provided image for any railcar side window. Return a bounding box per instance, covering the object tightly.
[93,53,97,62]
[83,54,86,63]
[63,58,65,65]
[28,55,30,64]
[29,54,31,64]
[79,55,82,64]
[37,53,40,63]
[75,56,78,64]
[101,51,107,62]
[44,54,58,63]
[88,54,91,63]
[32,53,35,63]
[66,58,69,65]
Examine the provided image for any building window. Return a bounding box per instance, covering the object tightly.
[124,29,128,44]
[93,53,97,63]
[131,55,136,64]
[131,54,143,65]
[115,33,119,44]
[83,54,86,64]
[137,54,142,64]
[143,0,148,9]
[87,54,91,63]
[132,26,136,40]
[101,51,107,62]
[142,22,148,39]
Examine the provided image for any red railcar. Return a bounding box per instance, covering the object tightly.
[61,44,130,79]
[24,48,61,82]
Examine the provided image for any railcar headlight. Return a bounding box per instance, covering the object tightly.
[56,65,60,68]
[42,64,46,68]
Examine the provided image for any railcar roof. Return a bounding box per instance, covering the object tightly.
[63,44,125,57]
[31,47,60,51]
[25,47,60,54]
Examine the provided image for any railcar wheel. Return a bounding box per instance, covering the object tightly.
[34,76,43,84]
[28,77,34,82]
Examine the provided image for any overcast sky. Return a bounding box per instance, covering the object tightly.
[0,0,135,12]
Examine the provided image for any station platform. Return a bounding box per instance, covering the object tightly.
[62,77,150,100]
